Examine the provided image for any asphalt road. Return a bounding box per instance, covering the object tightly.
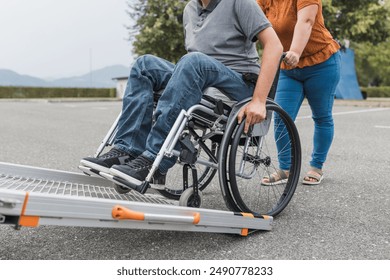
[0,99,389,260]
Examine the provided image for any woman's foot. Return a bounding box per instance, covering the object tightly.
[302,167,323,185]
[261,169,289,186]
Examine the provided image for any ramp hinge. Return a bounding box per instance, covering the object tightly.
[0,215,5,223]
[0,198,20,209]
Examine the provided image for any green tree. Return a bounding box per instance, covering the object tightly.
[323,0,390,86]
[354,41,390,86]
[127,0,188,62]
[322,0,389,44]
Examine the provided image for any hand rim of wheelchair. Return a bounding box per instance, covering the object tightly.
[218,100,301,217]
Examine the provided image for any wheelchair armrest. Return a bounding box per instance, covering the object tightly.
[201,94,233,115]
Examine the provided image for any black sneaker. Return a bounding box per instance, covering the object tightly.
[109,155,166,187]
[80,148,135,174]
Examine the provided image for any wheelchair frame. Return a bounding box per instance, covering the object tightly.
[85,55,302,217]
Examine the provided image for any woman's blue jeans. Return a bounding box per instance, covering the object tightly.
[275,51,341,170]
[114,52,255,173]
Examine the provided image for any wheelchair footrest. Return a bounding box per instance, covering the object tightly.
[98,172,149,194]
[112,176,150,194]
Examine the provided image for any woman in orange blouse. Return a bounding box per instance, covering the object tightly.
[259,0,341,185]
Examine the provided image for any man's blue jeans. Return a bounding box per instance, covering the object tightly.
[114,52,255,173]
[275,51,341,170]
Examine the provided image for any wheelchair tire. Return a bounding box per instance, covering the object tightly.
[219,102,301,217]
[179,188,203,208]
[156,141,218,200]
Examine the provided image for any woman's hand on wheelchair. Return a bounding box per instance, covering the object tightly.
[237,100,267,134]
[283,50,300,68]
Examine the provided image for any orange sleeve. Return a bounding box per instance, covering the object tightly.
[297,0,320,11]
[256,0,265,11]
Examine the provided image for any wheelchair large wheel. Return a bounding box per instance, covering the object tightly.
[156,139,218,200]
[219,102,301,217]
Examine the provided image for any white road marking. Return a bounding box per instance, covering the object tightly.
[297,107,389,120]
[374,125,390,129]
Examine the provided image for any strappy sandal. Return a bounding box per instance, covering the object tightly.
[302,167,323,185]
[261,169,289,186]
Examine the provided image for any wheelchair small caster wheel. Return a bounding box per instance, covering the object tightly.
[114,184,131,194]
[179,188,202,208]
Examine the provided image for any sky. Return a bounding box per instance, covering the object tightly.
[0,0,134,79]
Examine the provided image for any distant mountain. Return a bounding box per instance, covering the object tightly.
[0,69,48,87]
[51,65,129,88]
[0,65,129,88]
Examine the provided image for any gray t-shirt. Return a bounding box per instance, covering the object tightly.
[183,0,271,74]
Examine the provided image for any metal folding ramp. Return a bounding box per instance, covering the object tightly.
[0,162,272,236]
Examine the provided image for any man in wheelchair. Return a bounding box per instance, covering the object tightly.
[80,0,283,195]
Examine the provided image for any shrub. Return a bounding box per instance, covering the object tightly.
[0,87,116,99]
[360,87,390,98]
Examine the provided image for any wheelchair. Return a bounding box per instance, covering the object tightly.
[81,58,301,217]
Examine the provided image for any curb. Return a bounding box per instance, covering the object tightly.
[303,98,390,108]
[334,98,390,108]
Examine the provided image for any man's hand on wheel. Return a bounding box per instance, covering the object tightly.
[237,100,266,134]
